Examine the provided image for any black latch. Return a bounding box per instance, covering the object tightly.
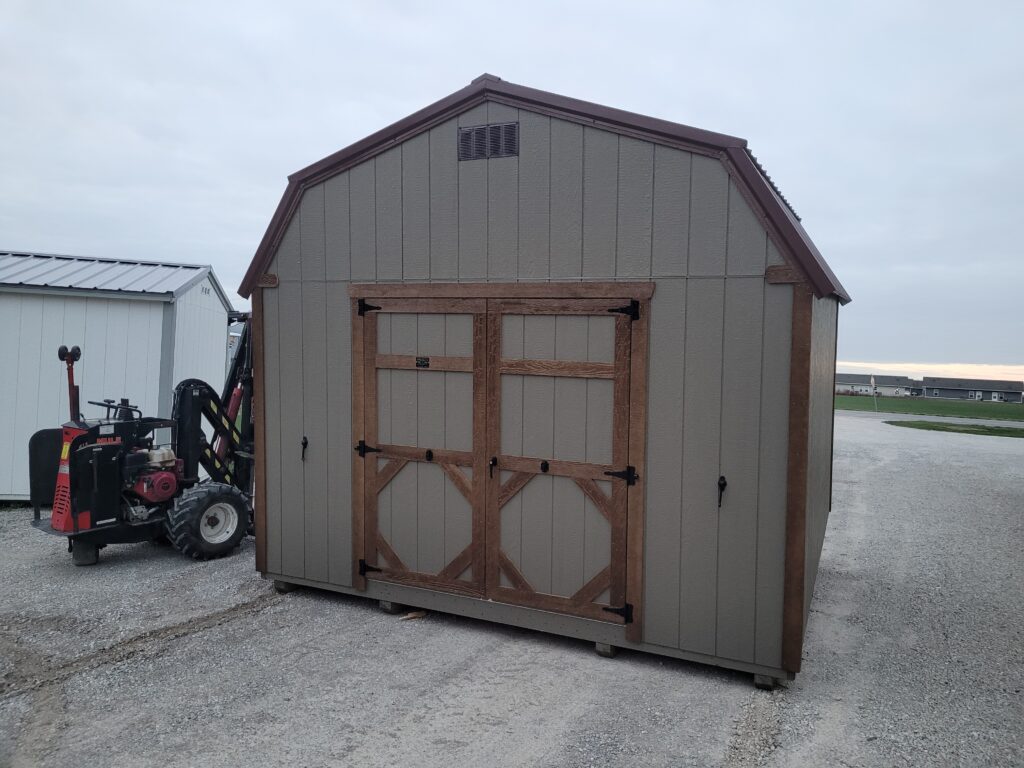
[604,465,638,485]
[602,603,634,623]
[608,299,640,321]
[355,440,382,457]
[301,436,309,461]
[358,559,383,576]
[718,475,728,508]
[357,298,381,316]
[425,449,434,462]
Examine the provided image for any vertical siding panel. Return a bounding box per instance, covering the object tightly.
[552,316,588,597]
[326,282,352,586]
[726,180,768,275]
[103,302,130,400]
[716,277,764,663]
[301,281,329,582]
[277,281,305,578]
[520,315,555,593]
[584,317,613,587]
[417,315,446,574]
[458,104,489,280]
[582,127,618,278]
[0,296,21,493]
[488,102,518,279]
[616,137,654,277]
[388,314,418,567]
[324,172,351,281]
[262,289,283,575]
[402,133,430,280]
[755,282,792,667]
[11,297,42,497]
[36,296,66,428]
[443,367,473,565]
[517,111,550,279]
[652,147,692,277]
[429,118,459,279]
[679,278,724,655]
[549,119,583,278]
[766,240,786,267]
[349,160,376,281]
[300,184,327,282]
[642,278,686,648]
[274,218,301,281]
[375,147,403,281]
[688,155,729,276]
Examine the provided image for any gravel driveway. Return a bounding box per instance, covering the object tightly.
[1,412,1021,767]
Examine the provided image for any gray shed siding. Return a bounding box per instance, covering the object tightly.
[259,101,802,673]
[804,295,839,621]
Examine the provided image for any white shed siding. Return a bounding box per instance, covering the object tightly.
[170,276,229,407]
[0,293,164,498]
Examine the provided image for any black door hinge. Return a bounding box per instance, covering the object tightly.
[604,465,638,486]
[603,603,634,623]
[357,298,381,316]
[354,440,382,457]
[608,299,640,321]
[358,559,383,576]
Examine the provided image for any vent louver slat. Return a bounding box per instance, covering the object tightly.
[458,122,519,161]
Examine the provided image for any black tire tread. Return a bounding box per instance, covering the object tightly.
[166,483,250,560]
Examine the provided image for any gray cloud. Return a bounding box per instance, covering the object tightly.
[2,1,1021,365]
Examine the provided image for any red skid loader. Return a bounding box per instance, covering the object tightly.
[28,313,255,566]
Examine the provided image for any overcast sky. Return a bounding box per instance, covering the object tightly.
[2,1,1021,376]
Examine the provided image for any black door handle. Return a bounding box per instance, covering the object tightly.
[301,436,309,461]
[489,457,498,478]
[718,475,727,507]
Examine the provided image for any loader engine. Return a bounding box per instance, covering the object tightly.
[126,448,181,504]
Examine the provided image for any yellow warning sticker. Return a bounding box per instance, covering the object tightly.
[60,442,70,460]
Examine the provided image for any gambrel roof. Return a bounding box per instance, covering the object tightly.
[239,74,849,304]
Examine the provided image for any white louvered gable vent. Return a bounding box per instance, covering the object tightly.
[458,122,518,161]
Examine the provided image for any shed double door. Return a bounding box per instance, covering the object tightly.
[354,290,646,629]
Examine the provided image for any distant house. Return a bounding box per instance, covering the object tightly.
[835,373,912,397]
[922,377,1024,403]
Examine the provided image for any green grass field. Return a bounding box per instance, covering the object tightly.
[835,395,1024,422]
[884,420,1024,438]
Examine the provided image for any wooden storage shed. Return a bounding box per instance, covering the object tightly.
[239,75,850,684]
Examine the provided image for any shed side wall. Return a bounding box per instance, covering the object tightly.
[258,101,798,668]
[804,295,839,621]
[171,275,230,409]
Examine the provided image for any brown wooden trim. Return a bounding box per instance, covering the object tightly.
[499,358,615,379]
[624,300,650,643]
[351,298,366,589]
[256,273,279,288]
[375,444,474,467]
[349,281,656,300]
[782,283,814,672]
[439,462,473,503]
[376,354,473,372]
[437,544,474,581]
[498,471,534,509]
[765,264,805,284]
[368,297,487,314]
[572,566,611,605]
[471,313,488,593]
[371,570,484,598]
[498,454,614,481]
[374,458,408,494]
[252,289,267,574]
[610,315,631,611]
[484,306,502,594]
[489,586,623,625]
[376,532,408,571]
[495,298,634,316]
[362,313,380,571]
[497,551,533,592]
[574,478,613,523]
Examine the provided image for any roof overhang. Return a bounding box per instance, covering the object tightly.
[238,74,850,304]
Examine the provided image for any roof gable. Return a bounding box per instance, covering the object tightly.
[239,74,849,304]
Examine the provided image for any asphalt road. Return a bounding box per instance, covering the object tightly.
[0,413,1021,767]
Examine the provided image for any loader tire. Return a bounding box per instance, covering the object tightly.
[166,483,249,560]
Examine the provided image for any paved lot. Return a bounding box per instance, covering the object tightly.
[1,412,1021,767]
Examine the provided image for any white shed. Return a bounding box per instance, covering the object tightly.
[0,251,234,499]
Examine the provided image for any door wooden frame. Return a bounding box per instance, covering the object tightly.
[350,282,652,642]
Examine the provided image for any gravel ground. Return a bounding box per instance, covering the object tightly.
[0,412,1021,767]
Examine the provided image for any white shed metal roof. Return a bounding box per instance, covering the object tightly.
[0,250,233,312]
